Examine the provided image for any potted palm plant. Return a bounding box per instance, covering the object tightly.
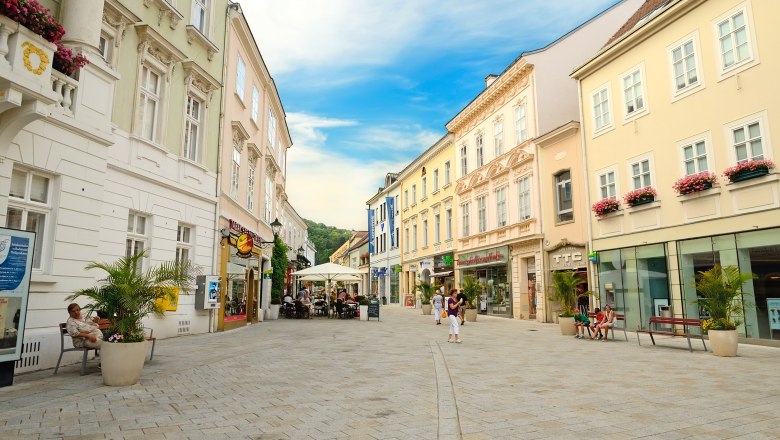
[66,251,197,385]
[548,271,585,335]
[417,280,436,315]
[695,265,755,357]
[461,275,481,322]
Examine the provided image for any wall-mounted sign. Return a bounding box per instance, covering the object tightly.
[548,245,587,271]
[155,287,179,312]
[236,233,254,258]
[0,228,35,365]
[456,246,508,269]
[434,253,454,271]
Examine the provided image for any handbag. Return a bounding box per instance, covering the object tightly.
[441,310,447,319]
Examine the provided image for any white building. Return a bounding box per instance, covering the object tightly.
[367,173,402,304]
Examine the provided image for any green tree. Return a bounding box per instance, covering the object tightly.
[304,219,352,264]
[271,236,288,302]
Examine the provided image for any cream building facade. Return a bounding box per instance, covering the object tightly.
[573,0,780,341]
[398,134,456,303]
[447,0,642,321]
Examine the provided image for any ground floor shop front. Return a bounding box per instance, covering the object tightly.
[594,226,780,342]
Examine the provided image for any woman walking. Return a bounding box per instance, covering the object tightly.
[432,288,444,325]
[446,288,463,343]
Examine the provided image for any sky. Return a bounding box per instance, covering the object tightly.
[239,0,621,230]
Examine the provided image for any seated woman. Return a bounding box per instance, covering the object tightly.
[65,303,103,348]
[594,304,617,341]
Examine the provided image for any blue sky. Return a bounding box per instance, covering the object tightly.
[240,0,621,230]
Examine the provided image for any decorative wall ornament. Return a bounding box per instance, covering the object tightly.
[21,42,49,75]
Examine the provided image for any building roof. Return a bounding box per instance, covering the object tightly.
[605,0,673,46]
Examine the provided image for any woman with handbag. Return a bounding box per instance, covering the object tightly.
[432,288,444,325]
[447,289,463,343]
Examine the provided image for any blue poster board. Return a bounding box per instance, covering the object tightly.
[0,228,35,363]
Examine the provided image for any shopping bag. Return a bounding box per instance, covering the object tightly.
[441,310,447,319]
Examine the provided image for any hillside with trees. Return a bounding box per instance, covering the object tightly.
[304,219,353,265]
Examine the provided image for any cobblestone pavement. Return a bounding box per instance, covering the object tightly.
[1,307,779,440]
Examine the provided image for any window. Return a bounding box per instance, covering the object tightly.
[518,176,531,220]
[496,187,507,227]
[404,227,409,252]
[268,108,277,147]
[477,196,487,233]
[6,168,51,269]
[192,0,208,34]
[445,209,452,240]
[126,213,148,271]
[176,224,192,265]
[434,214,440,244]
[139,66,161,141]
[404,190,409,209]
[264,176,273,222]
[622,69,645,116]
[476,134,484,168]
[671,39,698,92]
[251,87,259,123]
[395,195,399,214]
[462,202,470,237]
[444,162,451,185]
[236,55,245,99]
[421,177,427,199]
[515,104,528,144]
[412,224,417,251]
[183,95,202,161]
[630,159,652,189]
[732,121,763,163]
[599,171,617,199]
[230,147,240,199]
[247,164,255,210]
[460,144,468,176]
[422,220,428,247]
[494,120,503,157]
[717,10,752,71]
[412,185,417,205]
[555,171,573,222]
[682,140,709,175]
[433,169,439,192]
[592,87,611,131]
[98,33,112,62]
[395,227,399,248]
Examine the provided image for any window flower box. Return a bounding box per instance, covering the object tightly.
[623,187,657,207]
[673,172,717,195]
[592,198,620,218]
[723,159,775,183]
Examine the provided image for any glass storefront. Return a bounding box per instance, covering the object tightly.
[457,246,512,318]
[390,271,399,304]
[678,227,780,340]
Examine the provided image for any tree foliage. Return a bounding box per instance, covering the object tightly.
[271,236,288,302]
[303,219,352,265]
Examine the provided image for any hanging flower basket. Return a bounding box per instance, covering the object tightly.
[723,159,775,183]
[591,198,620,217]
[623,187,657,207]
[673,172,717,195]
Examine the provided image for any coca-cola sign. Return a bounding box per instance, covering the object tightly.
[456,246,508,268]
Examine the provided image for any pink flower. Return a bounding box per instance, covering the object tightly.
[673,172,717,195]
[723,159,775,180]
[623,187,657,205]
[592,198,620,217]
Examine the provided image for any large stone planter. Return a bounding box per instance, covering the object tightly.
[359,305,368,321]
[268,304,280,320]
[421,303,432,315]
[464,308,478,322]
[709,329,738,357]
[101,340,148,386]
[558,316,576,335]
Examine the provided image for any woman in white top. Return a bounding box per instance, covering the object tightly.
[432,289,444,325]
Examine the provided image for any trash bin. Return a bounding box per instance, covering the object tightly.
[382,297,387,305]
[659,305,672,329]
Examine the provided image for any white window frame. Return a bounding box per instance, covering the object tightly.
[494,120,504,157]
[236,55,246,101]
[678,132,713,176]
[230,147,241,199]
[264,175,273,222]
[445,209,452,241]
[495,187,507,227]
[461,202,470,237]
[555,171,573,223]
[183,94,202,162]
[621,64,648,121]
[433,169,439,192]
[476,133,484,168]
[247,163,255,210]
[268,108,277,148]
[627,154,654,190]
[515,103,528,145]
[434,213,441,244]
[176,223,193,265]
[444,161,451,185]
[591,83,613,135]
[460,144,468,176]
[138,65,162,143]
[422,219,428,247]
[421,176,427,199]
[412,184,417,205]
[477,195,487,233]
[725,112,771,165]
[404,190,409,210]
[518,176,531,221]
[412,224,418,251]
[597,168,618,200]
[668,32,704,100]
[251,86,260,124]
[713,5,758,79]
[126,212,148,271]
[192,0,209,36]
[6,167,52,270]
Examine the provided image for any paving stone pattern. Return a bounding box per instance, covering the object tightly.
[1,307,779,439]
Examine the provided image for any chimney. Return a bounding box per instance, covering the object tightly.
[485,74,498,87]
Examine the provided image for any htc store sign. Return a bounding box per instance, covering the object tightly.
[548,246,586,271]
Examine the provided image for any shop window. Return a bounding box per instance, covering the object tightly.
[6,167,52,270]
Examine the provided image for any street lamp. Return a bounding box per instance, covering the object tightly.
[257,218,282,249]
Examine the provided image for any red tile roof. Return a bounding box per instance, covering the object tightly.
[605,0,673,46]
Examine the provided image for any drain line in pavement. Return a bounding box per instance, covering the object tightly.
[431,341,463,440]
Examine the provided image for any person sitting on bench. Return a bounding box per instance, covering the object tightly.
[65,303,103,348]
[573,307,590,339]
[589,307,605,340]
[594,304,616,341]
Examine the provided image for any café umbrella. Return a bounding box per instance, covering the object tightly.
[291,262,364,305]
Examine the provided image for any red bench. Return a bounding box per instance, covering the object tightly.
[635,316,706,352]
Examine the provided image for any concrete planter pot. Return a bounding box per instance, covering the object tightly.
[359,305,368,321]
[465,308,478,322]
[268,304,280,320]
[558,316,576,335]
[101,340,148,386]
[709,329,738,357]
[421,303,432,315]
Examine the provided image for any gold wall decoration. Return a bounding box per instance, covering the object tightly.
[22,41,50,76]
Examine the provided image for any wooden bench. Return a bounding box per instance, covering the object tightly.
[635,316,706,352]
[586,313,628,341]
[54,323,99,376]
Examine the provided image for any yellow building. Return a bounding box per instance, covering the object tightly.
[399,134,457,302]
[573,0,780,342]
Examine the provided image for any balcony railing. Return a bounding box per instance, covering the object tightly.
[50,70,78,114]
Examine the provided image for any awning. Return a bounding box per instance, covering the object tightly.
[431,271,453,277]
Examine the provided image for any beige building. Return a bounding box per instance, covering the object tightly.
[397,134,456,304]
[217,4,293,331]
[446,0,642,321]
[573,0,780,342]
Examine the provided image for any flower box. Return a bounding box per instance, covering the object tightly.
[723,159,775,183]
[673,172,717,195]
[592,198,620,217]
[623,187,657,207]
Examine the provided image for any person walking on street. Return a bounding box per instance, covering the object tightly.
[456,289,467,325]
[447,289,463,343]
[432,289,444,325]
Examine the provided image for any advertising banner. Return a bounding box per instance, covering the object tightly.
[386,196,395,247]
[368,209,375,253]
[0,228,35,363]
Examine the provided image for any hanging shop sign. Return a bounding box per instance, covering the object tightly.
[548,245,587,271]
[229,219,266,253]
[236,233,254,258]
[434,253,454,271]
[456,246,508,269]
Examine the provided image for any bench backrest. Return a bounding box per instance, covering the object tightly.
[587,312,624,321]
[649,316,701,326]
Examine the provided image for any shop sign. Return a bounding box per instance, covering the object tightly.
[548,246,586,271]
[236,233,254,258]
[372,267,387,277]
[262,269,273,279]
[419,258,433,272]
[229,219,266,250]
[434,253,454,271]
[408,264,418,272]
[456,246,508,268]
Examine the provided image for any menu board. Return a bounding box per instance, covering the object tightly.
[768,299,780,331]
